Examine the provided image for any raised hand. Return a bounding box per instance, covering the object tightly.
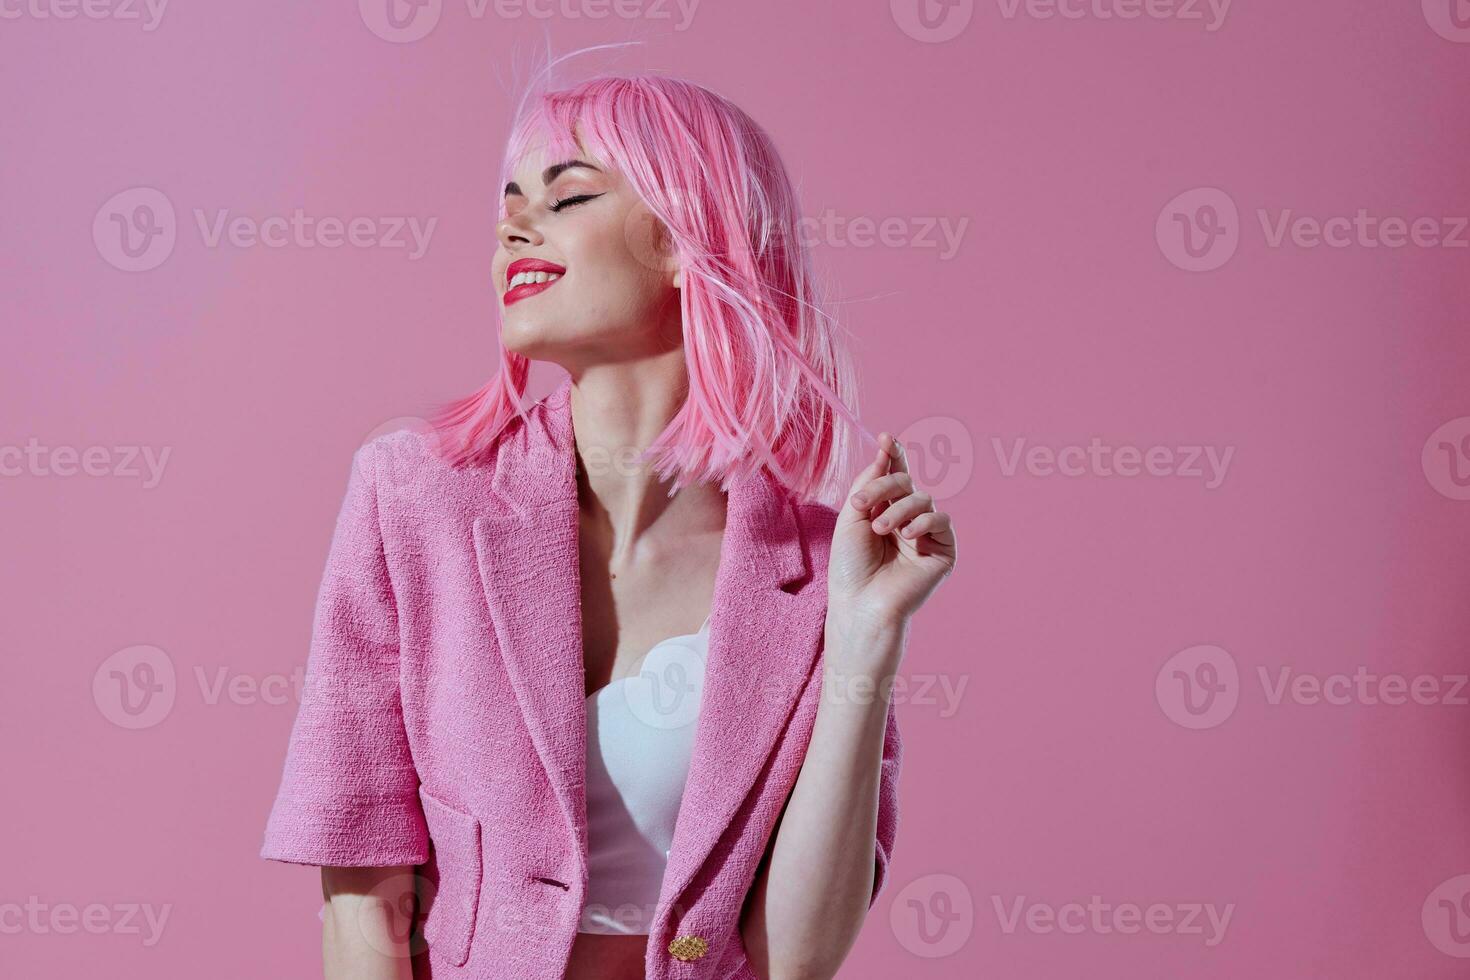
[827,432,958,632]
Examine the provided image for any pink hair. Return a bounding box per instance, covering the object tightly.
[428,63,868,506]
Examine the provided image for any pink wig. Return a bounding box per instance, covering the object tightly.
[428,67,867,506]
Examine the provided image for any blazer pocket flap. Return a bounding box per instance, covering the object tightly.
[418,786,483,967]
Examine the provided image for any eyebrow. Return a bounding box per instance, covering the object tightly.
[504,159,603,198]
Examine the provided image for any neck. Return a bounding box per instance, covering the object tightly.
[565,359,725,560]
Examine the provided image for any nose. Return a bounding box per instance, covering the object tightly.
[497,210,544,250]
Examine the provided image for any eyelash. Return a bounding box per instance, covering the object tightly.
[548,193,600,213]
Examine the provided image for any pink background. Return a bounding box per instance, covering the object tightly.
[4,1,1470,976]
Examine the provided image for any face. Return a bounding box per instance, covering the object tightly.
[492,137,683,370]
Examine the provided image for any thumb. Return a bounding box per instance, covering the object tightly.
[837,433,896,527]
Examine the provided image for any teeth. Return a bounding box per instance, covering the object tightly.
[509,270,562,288]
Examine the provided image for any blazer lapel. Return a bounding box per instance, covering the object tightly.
[656,467,829,915]
[471,380,589,862]
[470,378,830,906]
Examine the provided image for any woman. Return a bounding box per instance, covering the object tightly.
[261,72,957,980]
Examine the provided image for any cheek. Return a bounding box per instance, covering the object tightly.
[569,219,666,298]
[618,204,677,279]
[575,209,637,263]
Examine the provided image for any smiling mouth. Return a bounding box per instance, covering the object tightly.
[504,266,565,307]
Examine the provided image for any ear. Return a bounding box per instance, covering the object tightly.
[653,220,682,289]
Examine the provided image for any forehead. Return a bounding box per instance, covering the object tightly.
[504,122,611,190]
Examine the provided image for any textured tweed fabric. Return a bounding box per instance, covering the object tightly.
[261,378,902,979]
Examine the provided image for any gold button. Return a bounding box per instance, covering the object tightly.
[667,935,709,961]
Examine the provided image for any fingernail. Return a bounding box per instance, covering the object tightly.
[851,494,867,506]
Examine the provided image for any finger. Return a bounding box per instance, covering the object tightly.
[851,471,915,511]
[840,435,896,528]
[843,435,894,503]
[883,432,909,476]
[898,510,955,546]
[870,490,933,536]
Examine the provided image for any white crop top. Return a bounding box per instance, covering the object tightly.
[578,615,711,935]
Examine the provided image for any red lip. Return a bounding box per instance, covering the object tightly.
[504,258,566,308]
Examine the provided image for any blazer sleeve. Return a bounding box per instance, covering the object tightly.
[260,440,429,867]
[869,693,902,909]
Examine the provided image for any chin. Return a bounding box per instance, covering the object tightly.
[500,315,558,356]
[499,317,591,369]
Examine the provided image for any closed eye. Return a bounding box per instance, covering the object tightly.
[549,193,602,213]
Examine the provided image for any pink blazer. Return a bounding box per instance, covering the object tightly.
[260,378,902,980]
